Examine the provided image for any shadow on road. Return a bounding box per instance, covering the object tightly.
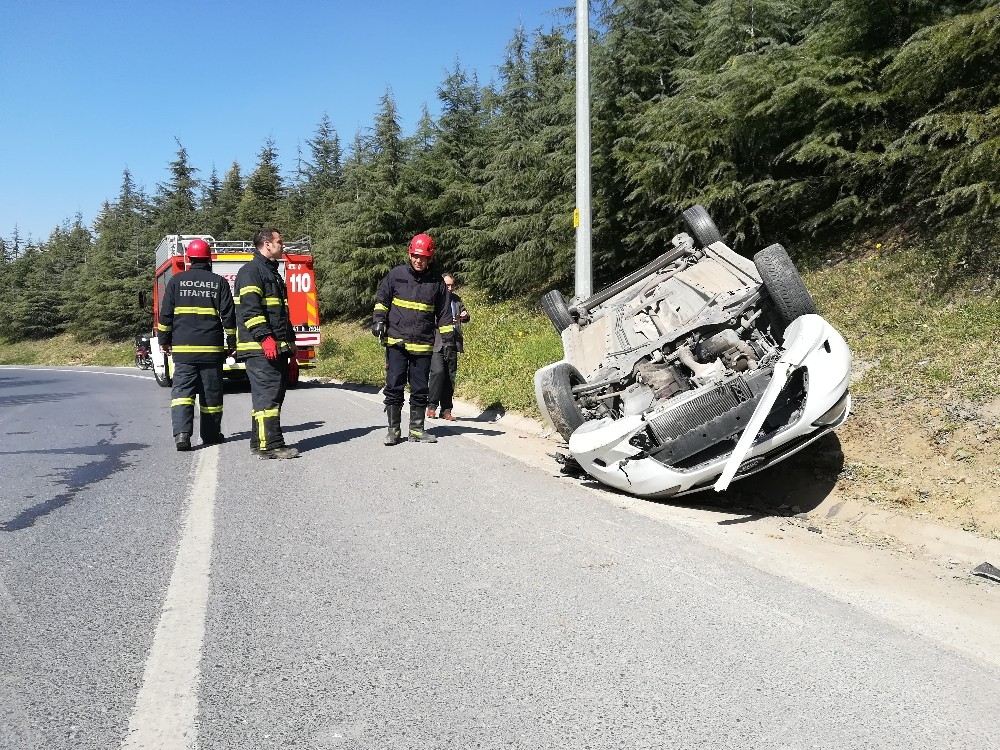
[459,401,508,424]
[0,376,68,389]
[566,432,846,524]
[217,420,326,448]
[429,422,504,438]
[295,425,383,452]
[0,392,82,407]
[0,424,148,533]
[299,380,382,396]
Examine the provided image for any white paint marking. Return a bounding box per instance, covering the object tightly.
[0,365,152,381]
[122,447,218,749]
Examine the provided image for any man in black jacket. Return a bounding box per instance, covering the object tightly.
[235,226,299,459]
[426,273,470,421]
[157,238,236,450]
[372,233,454,446]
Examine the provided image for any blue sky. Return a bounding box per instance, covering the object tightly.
[1,0,567,242]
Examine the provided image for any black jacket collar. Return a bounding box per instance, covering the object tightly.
[253,249,279,271]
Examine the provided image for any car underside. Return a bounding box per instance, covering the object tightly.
[534,206,852,497]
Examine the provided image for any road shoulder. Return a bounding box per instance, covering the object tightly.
[309,376,1000,669]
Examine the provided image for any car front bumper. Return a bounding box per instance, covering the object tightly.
[567,315,852,496]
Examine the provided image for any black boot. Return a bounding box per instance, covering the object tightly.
[258,445,299,459]
[384,404,403,446]
[409,409,437,443]
[174,433,191,451]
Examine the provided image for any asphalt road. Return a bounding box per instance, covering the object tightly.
[1,366,997,749]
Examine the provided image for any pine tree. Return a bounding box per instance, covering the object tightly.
[401,103,440,237]
[209,162,244,240]
[421,62,488,271]
[0,236,9,340]
[691,0,815,72]
[594,0,701,275]
[469,27,576,297]
[152,139,199,235]
[196,165,223,236]
[233,140,283,239]
[316,93,410,315]
[68,170,156,341]
[9,218,91,339]
[275,143,309,239]
[303,113,343,215]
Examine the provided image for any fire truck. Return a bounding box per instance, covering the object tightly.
[148,234,320,388]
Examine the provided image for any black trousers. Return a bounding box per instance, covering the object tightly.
[244,355,290,451]
[170,361,224,440]
[428,349,458,410]
[383,345,431,408]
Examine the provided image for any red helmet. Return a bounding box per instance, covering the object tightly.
[408,233,435,258]
[186,238,211,260]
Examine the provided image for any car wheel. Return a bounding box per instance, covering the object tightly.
[540,290,574,333]
[753,243,818,338]
[537,362,586,441]
[153,356,173,388]
[682,204,723,247]
[153,365,172,388]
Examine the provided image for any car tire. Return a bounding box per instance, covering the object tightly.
[537,362,586,441]
[682,204,723,247]
[540,290,574,333]
[154,360,172,388]
[753,243,817,338]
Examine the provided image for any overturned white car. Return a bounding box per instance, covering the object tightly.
[535,206,851,497]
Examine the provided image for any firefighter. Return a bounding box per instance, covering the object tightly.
[235,226,299,459]
[372,233,455,446]
[157,238,236,450]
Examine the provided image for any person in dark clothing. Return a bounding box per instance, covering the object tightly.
[372,233,455,446]
[235,226,299,459]
[157,238,236,450]
[427,273,470,421]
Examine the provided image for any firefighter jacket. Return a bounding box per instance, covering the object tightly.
[433,291,469,353]
[235,250,296,359]
[373,264,454,355]
[157,264,236,363]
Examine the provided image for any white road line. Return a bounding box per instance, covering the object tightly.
[0,365,152,381]
[122,447,218,750]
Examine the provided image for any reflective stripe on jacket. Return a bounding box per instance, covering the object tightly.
[433,291,469,353]
[373,263,453,354]
[234,251,295,359]
[157,265,236,363]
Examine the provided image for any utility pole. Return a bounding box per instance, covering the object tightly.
[574,0,593,300]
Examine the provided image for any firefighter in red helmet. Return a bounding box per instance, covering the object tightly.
[372,233,454,445]
[157,238,236,450]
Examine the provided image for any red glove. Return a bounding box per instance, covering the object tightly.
[261,336,279,360]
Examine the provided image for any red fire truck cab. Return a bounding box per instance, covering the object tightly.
[149,234,321,388]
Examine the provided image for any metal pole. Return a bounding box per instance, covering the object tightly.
[574,0,593,300]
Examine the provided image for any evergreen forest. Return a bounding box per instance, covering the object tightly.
[1,0,997,343]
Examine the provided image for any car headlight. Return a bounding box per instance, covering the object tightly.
[812,390,850,426]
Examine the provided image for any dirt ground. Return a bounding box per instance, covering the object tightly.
[663,389,999,542]
[816,394,999,539]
